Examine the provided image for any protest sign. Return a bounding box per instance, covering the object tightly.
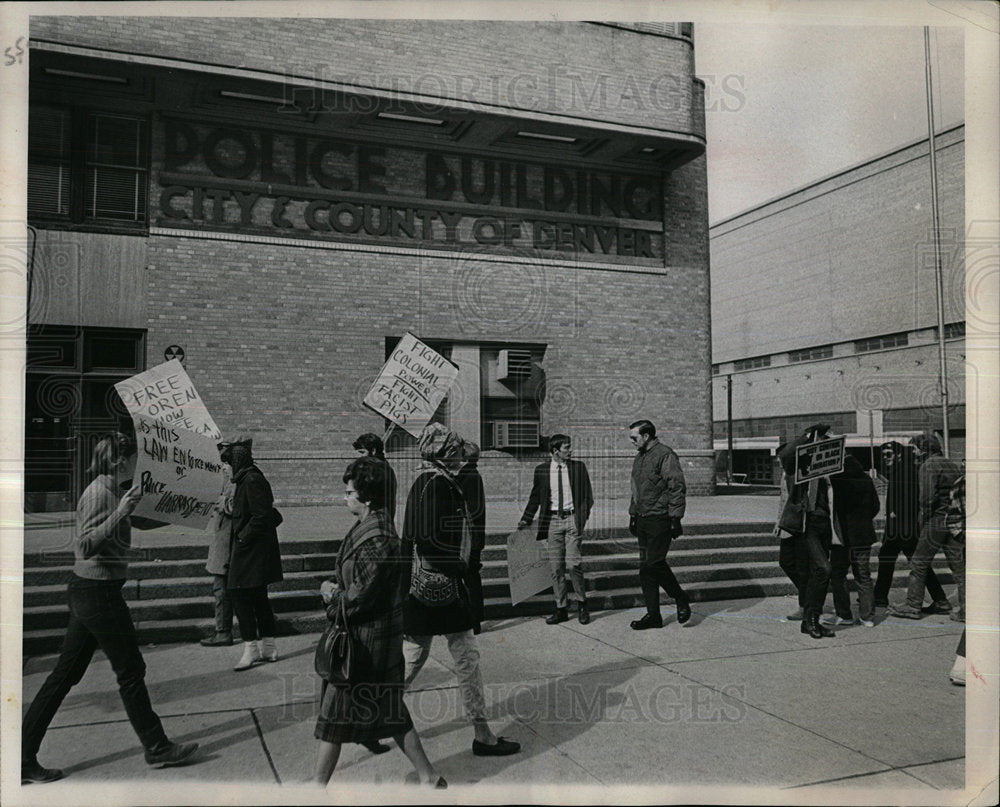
[115,361,224,528]
[794,436,846,484]
[114,359,222,439]
[506,528,552,605]
[363,333,460,437]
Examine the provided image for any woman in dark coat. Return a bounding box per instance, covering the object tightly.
[401,423,519,758]
[314,457,444,788]
[827,455,880,626]
[873,441,949,610]
[219,437,283,671]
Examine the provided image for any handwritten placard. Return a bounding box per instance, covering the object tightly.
[115,361,224,528]
[363,333,460,437]
[506,528,552,605]
[794,436,846,484]
[114,359,222,439]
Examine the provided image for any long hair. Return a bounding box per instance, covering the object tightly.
[87,432,137,477]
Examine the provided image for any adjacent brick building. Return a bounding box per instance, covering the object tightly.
[24,18,714,515]
[710,125,966,483]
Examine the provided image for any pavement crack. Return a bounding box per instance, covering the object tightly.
[783,755,965,789]
[250,708,282,785]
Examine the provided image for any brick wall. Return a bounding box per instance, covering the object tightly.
[30,18,702,137]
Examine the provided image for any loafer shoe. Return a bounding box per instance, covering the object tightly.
[21,759,64,784]
[921,600,953,615]
[363,740,392,755]
[145,741,199,768]
[472,737,521,757]
[630,613,663,630]
[199,633,233,647]
[785,608,804,621]
[676,599,692,625]
[887,604,923,620]
[577,603,590,625]
[545,608,569,625]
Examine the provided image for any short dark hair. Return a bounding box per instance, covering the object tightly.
[352,433,384,457]
[88,433,136,476]
[343,456,387,508]
[548,434,571,453]
[629,420,656,438]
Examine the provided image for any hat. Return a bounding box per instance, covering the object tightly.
[217,436,253,453]
[218,435,254,473]
[417,423,464,461]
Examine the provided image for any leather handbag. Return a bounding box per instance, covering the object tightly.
[314,596,356,685]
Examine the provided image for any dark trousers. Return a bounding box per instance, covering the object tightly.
[211,574,234,635]
[228,586,277,641]
[873,535,947,605]
[829,544,874,621]
[636,514,687,616]
[22,577,169,762]
[802,514,833,617]
[778,532,809,608]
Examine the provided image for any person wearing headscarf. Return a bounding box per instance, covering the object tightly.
[400,423,520,758]
[219,436,284,670]
[873,441,949,611]
[888,432,965,620]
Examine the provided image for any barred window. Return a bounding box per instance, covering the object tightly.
[29,104,148,226]
[789,344,834,363]
[854,332,908,353]
[733,355,771,371]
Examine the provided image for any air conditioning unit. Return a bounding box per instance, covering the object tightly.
[492,421,540,449]
[497,349,533,381]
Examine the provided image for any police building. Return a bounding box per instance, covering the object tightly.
[23,18,715,511]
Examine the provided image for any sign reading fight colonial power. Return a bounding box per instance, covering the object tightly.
[506,528,552,606]
[794,436,846,484]
[114,360,225,528]
[363,333,460,437]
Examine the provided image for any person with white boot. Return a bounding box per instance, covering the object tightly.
[218,437,284,671]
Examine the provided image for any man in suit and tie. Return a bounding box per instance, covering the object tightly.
[518,434,594,625]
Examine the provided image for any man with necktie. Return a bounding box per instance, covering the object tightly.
[518,434,594,624]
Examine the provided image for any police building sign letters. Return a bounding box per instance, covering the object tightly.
[157,119,664,263]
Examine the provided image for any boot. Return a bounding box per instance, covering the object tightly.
[260,636,278,662]
[233,640,261,671]
[801,609,835,639]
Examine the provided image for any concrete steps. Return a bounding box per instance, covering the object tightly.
[21,523,955,656]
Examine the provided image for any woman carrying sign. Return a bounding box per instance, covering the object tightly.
[21,433,199,783]
[400,424,520,758]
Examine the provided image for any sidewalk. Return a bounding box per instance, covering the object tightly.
[16,595,971,804]
[21,495,781,555]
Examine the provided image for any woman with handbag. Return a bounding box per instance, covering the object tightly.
[218,437,284,671]
[401,424,520,758]
[314,457,444,788]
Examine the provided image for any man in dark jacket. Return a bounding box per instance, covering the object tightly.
[519,434,594,624]
[827,455,880,626]
[626,420,690,630]
[873,441,949,611]
[888,432,965,620]
[777,424,836,639]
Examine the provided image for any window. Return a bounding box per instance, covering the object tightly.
[944,322,965,339]
[854,332,908,353]
[789,344,834,363]
[733,355,771,372]
[482,345,543,450]
[29,105,148,226]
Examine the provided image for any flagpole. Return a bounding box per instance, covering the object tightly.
[924,26,950,457]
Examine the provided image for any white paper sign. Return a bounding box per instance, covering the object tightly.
[363,333,460,437]
[506,528,552,605]
[115,361,224,528]
[114,359,222,439]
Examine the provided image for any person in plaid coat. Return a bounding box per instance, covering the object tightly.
[314,457,444,788]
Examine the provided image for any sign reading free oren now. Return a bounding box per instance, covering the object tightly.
[363,333,460,437]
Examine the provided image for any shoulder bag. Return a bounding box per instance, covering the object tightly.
[409,472,472,607]
[314,595,356,685]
